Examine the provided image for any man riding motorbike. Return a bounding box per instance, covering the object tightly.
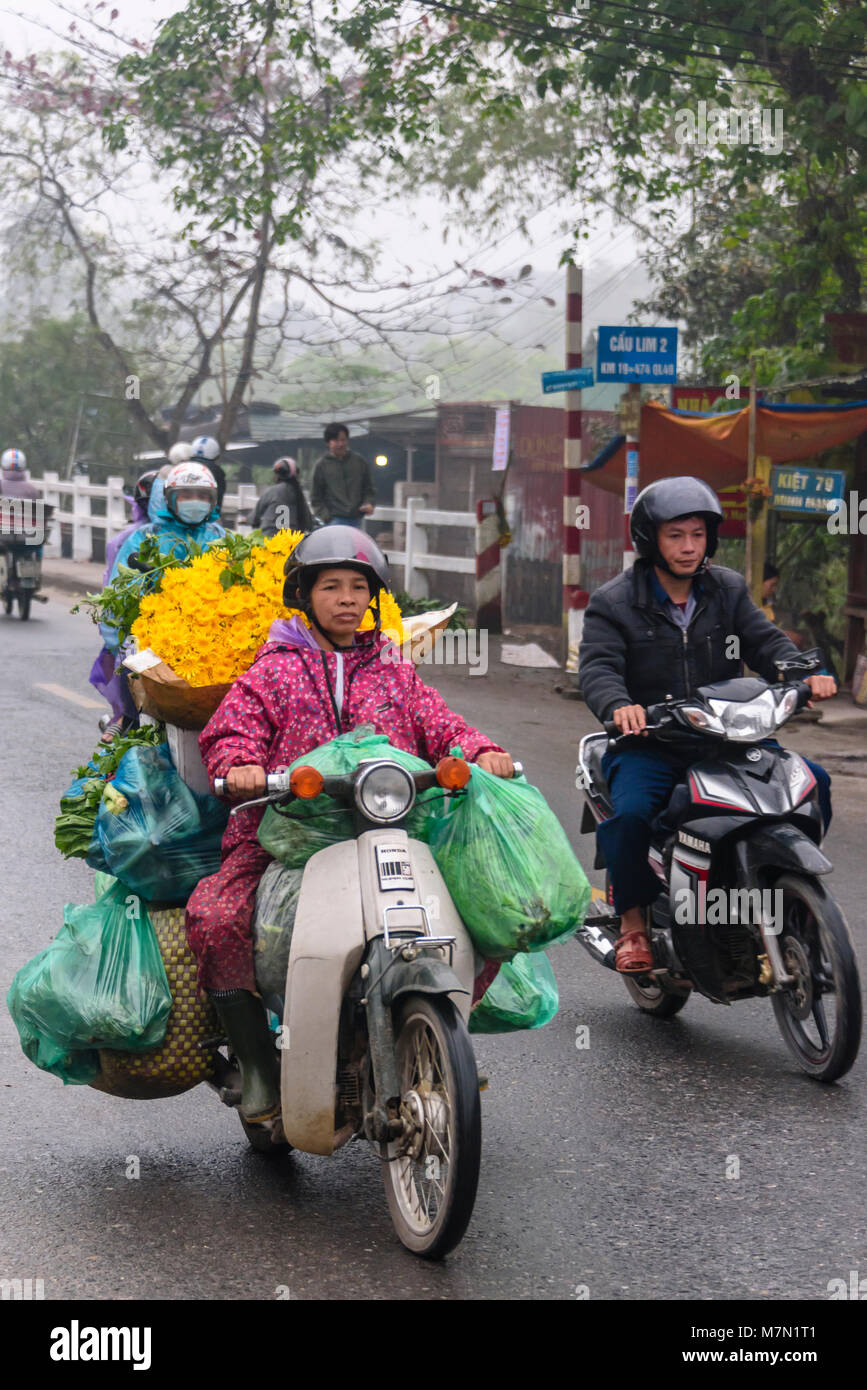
[186,526,515,1125]
[578,476,836,975]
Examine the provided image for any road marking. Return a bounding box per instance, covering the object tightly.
[591,887,605,901]
[34,682,104,710]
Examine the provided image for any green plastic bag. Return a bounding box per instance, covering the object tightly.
[6,881,172,1085]
[469,953,559,1033]
[252,860,305,1003]
[427,763,591,959]
[258,726,445,868]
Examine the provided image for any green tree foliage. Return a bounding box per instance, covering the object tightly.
[343,0,867,369]
[0,315,148,476]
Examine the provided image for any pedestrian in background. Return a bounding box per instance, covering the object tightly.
[311,422,376,526]
[252,457,313,537]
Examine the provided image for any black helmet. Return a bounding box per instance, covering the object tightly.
[133,469,158,510]
[283,526,391,646]
[630,477,724,570]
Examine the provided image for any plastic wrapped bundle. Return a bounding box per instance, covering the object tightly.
[88,743,228,902]
[469,953,559,1033]
[252,860,305,1003]
[427,763,591,959]
[6,881,172,1085]
[257,726,445,868]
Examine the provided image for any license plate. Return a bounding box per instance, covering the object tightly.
[375,844,414,891]
[15,560,40,580]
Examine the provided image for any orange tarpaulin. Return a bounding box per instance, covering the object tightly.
[584,398,867,497]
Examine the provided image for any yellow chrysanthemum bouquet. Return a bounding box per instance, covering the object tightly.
[78,529,405,728]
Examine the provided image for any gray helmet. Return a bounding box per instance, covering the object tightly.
[282,526,391,611]
[630,476,724,568]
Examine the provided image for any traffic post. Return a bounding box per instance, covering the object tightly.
[562,264,589,684]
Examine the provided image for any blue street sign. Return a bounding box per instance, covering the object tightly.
[596,325,678,383]
[770,466,846,516]
[541,367,595,393]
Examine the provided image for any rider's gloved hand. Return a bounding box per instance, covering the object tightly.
[225,764,267,800]
[805,675,837,705]
[612,704,648,736]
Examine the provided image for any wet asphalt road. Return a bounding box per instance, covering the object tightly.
[1,593,865,1302]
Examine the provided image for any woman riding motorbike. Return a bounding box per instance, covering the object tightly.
[97,462,226,739]
[186,526,515,1125]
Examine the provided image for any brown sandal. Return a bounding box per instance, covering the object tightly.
[614,929,653,974]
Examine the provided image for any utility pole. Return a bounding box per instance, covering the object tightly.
[621,382,642,569]
[744,357,771,607]
[563,263,589,682]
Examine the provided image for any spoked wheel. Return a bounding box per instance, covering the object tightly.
[17,591,31,620]
[622,973,690,1017]
[382,995,481,1259]
[771,874,862,1082]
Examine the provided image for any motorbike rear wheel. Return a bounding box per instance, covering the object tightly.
[771,874,862,1083]
[622,974,690,1017]
[382,994,481,1260]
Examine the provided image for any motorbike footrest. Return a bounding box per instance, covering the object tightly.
[583,900,620,930]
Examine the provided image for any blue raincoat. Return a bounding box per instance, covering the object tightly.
[99,477,226,653]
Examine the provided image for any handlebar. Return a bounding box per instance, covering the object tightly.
[213,758,524,802]
[603,679,814,745]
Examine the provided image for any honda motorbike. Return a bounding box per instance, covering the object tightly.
[209,752,522,1259]
[575,665,862,1083]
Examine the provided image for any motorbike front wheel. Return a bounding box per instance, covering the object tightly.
[17,591,31,621]
[382,994,481,1260]
[770,873,862,1083]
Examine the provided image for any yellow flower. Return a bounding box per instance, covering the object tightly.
[129,530,404,687]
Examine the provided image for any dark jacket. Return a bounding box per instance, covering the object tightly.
[579,561,803,723]
[252,478,313,536]
[311,449,375,522]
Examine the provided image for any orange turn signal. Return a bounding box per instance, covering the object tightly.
[435,756,471,790]
[290,765,324,799]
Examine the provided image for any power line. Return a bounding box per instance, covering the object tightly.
[412,0,867,86]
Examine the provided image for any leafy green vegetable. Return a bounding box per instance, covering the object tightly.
[53,724,165,859]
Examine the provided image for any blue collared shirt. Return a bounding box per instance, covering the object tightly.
[651,570,699,629]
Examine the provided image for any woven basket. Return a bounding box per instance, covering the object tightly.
[91,905,219,1100]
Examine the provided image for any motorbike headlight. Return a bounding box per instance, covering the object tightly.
[355,761,416,823]
[709,691,777,741]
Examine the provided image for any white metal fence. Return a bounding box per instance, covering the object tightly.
[28,475,487,613]
[32,472,259,561]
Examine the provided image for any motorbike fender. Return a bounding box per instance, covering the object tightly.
[357,831,477,1022]
[380,953,470,1009]
[280,840,365,1157]
[735,823,832,882]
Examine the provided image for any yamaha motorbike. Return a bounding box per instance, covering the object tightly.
[575,665,862,1082]
[210,752,522,1259]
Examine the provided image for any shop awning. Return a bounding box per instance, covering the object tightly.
[583,398,867,496]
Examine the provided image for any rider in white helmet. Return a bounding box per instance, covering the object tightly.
[191,435,220,462]
[0,447,39,504]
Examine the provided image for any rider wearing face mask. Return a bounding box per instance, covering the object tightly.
[186,526,514,1126]
[99,462,226,672]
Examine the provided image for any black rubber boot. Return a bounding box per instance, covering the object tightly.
[209,990,280,1124]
